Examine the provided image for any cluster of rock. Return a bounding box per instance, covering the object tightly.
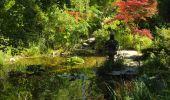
[82,37,96,48]
[108,50,142,76]
[116,50,142,66]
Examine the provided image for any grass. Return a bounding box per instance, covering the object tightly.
[0,51,5,66]
[102,79,152,100]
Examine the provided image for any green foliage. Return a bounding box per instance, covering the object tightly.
[143,26,170,69]
[1,1,170,99]
[93,29,109,52]
[0,37,10,52]
[138,28,170,100]
[0,0,38,46]
[66,56,85,65]
[155,28,170,52]
[156,27,170,38]
[0,0,116,52]
[144,51,170,71]
[115,28,153,50]
[36,5,90,49]
[85,6,103,35]
[70,0,90,12]
[149,28,170,56]
[104,80,151,100]
[132,35,153,51]
[115,81,151,100]
[3,0,16,11]
[132,81,151,99]
[22,46,40,57]
[0,0,91,50]
[141,27,170,74]
[103,20,121,30]
[38,38,48,54]
[0,51,4,65]
[89,0,114,10]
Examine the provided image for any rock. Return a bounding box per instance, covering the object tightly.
[60,51,70,57]
[10,57,16,63]
[108,67,138,76]
[108,70,122,75]
[52,51,58,57]
[87,37,95,43]
[82,43,89,46]
[116,50,143,67]
[123,67,138,75]
[116,50,142,58]
[82,37,96,49]
[126,61,139,67]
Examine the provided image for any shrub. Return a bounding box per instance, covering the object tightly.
[115,29,153,50]
[66,56,85,65]
[0,51,4,65]
[22,46,40,57]
[38,5,90,50]
[141,28,170,72]
[38,38,48,54]
[103,80,151,100]
[93,29,109,53]
[132,81,151,99]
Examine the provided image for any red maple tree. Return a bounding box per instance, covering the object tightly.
[107,0,158,39]
[113,0,158,22]
[134,28,153,39]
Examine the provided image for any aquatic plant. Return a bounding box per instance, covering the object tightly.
[66,56,85,65]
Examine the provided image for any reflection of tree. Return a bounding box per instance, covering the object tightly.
[3,67,106,99]
[7,72,70,99]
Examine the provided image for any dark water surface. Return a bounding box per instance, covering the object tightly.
[2,56,163,100]
[0,57,106,100]
[0,67,105,100]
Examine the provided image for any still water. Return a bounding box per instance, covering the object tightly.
[0,56,107,100]
[1,56,162,100]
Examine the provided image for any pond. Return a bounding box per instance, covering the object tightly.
[1,56,168,100]
[0,56,108,100]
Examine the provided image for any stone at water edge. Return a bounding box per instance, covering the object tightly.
[108,67,139,76]
[10,57,16,63]
[9,56,22,63]
[82,37,96,47]
[83,43,89,46]
[87,37,95,43]
[115,50,143,67]
[116,50,142,58]
[52,51,58,57]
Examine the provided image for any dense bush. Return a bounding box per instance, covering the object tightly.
[0,51,4,65]
[93,29,109,53]
[22,46,40,57]
[115,30,153,51]
[142,28,170,70]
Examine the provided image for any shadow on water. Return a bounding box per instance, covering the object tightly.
[95,59,140,100]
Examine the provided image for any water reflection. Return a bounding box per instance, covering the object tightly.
[0,64,105,100]
[1,56,140,100]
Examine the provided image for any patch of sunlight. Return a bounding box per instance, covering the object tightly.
[5,56,106,72]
